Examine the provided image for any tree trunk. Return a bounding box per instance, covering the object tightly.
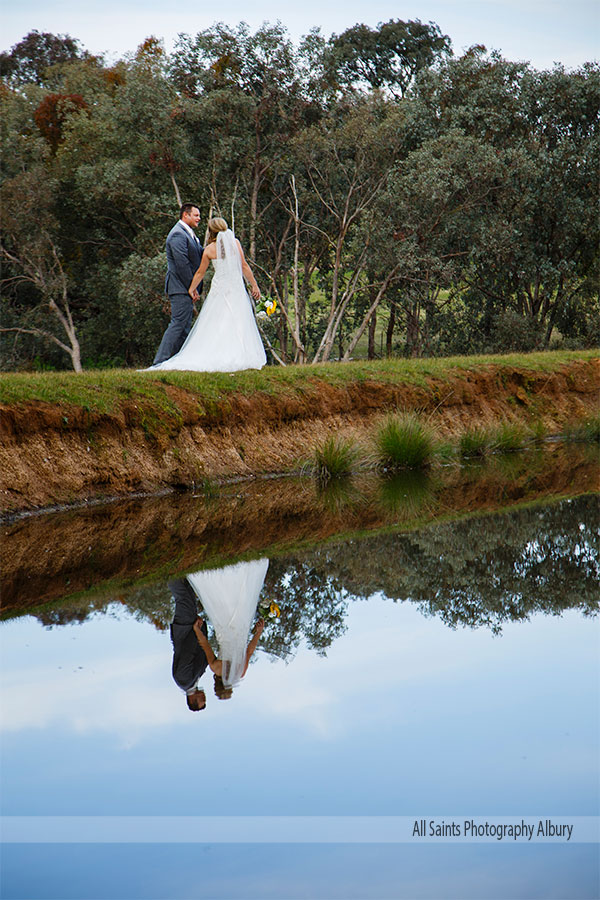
[368,309,377,359]
[169,170,182,208]
[386,305,396,357]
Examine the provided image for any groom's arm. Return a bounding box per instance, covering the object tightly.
[168,231,195,290]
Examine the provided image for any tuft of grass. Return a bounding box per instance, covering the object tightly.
[562,416,600,444]
[459,427,490,458]
[436,441,457,463]
[491,423,528,454]
[312,435,359,481]
[192,476,220,499]
[374,413,434,470]
[528,420,548,445]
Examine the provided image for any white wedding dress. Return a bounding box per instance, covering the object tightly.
[150,230,266,372]
[187,558,269,687]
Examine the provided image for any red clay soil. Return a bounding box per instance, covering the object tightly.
[1,359,598,514]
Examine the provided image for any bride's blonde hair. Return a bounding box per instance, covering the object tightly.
[207,217,228,244]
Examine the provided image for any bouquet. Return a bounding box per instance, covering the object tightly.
[255,296,278,320]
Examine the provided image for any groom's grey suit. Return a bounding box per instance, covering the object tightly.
[153,221,204,365]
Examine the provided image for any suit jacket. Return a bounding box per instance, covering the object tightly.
[165,221,204,296]
[169,578,208,691]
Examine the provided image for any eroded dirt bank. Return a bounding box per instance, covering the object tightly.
[1,358,598,514]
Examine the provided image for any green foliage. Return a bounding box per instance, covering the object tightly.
[374,413,434,470]
[325,18,451,97]
[459,427,490,458]
[0,350,595,408]
[1,25,598,370]
[491,422,528,453]
[312,435,359,481]
[562,416,600,443]
[0,30,89,86]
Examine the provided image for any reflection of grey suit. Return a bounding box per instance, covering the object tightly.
[169,578,208,692]
[153,222,204,365]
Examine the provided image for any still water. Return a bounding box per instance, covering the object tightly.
[1,452,598,900]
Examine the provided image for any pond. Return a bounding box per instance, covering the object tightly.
[1,447,598,900]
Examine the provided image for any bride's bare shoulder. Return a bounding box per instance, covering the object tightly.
[204,243,217,258]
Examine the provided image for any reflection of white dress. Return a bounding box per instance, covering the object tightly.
[149,229,266,372]
[187,559,269,687]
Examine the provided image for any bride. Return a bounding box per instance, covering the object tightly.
[149,218,267,372]
[187,558,269,690]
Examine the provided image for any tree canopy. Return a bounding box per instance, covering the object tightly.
[1,24,597,371]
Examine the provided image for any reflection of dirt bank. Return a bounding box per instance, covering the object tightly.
[0,358,598,514]
[1,445,597,616]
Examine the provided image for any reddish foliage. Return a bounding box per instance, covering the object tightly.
[34,92,89,151]
[103,68,126,90]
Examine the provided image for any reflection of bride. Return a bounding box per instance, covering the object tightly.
[148,218,266,372]
[187,558,269,690]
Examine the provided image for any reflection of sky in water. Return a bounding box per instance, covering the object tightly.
[1,599,597,818]
[2,551,599,897]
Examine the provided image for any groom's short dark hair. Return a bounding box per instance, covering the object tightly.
[180,203,199,218]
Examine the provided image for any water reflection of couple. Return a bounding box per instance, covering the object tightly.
[169,559,269,711]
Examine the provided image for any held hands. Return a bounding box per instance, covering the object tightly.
[250,284,260,301]
[189,287,199,301]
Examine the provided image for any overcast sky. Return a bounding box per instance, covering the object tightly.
[1,0,598,71]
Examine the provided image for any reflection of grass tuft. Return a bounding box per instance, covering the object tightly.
[193,476,220,499]
[374,414,433,470]
[377,469,433,517]
[459,428,490,458]
[316,476,359,513]
[528,420,548,445]
[563,416,600,444]
[312,436,359,481]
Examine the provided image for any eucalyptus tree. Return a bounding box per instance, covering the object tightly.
[325,18,451,98]
[0,30,90,86]
[0,170,84,371]
[170,22,307,259]
[409,51,600,350]
[289,95,406,363]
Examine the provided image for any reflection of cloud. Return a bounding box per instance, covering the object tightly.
[3,599,589,752]
[244,596,520,739]
[246,656,340,738]
[1,649,186,747]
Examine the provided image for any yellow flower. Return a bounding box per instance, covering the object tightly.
[266,298,277,316]
[269,602,281,618]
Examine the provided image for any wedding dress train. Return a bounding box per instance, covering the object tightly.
[149,229,266,372]
[187,558,269,687]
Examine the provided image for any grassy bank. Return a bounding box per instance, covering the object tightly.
[1,350,597,413]
[1,350,597,514]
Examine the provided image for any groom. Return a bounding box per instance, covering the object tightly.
[153,203,204,365]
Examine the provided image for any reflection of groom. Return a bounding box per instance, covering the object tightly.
[153,203,204,366]
[169,578,209,711]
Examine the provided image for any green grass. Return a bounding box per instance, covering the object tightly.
[491,423,529,454]
[374,413,434,470]
[562,416,600,444]
[312,435,359,480]
[1,350,595,411]
[459,427,491,458]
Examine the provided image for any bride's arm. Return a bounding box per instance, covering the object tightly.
[188,248,213,297]
[236,240,260,300]
[193,618,218,665]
